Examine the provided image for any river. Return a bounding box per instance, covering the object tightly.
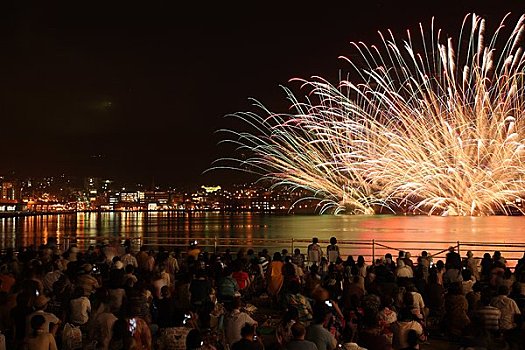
[1,212,524,264]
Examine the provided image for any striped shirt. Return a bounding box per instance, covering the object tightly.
[260,257,269,273]
[474,306,500,331]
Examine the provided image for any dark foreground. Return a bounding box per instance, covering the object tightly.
[0,238,524,350]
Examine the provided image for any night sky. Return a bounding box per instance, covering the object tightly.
[0,1,522,186]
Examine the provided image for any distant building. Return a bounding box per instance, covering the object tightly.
[0,178,26,211]
[120,191,145,203]
[0,180,21,201]
[145,191,170,209]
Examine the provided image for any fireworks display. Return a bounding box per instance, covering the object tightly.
[216,14,525,215]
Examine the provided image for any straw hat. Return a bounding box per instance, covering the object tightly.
[81,263,93,273]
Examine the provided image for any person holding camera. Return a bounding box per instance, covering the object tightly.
[231,323,264,350]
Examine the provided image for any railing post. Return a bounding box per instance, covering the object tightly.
[457,240,460,257]
[63,235,68,252]
[372,239,375,262]
[291,237,294,253]
[214,235,218,254]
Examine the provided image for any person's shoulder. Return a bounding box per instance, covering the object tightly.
[287,340,318,350]
[316,324,334,337]
[305,324,320,336]
[410,320,423,331]
[46,311,60,321]
[231,338,255,350]
[303,339,319,349]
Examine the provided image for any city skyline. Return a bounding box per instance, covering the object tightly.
[0,1,521,187]
[0,173,318,215]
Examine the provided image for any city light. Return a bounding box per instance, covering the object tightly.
[0,174,308,214]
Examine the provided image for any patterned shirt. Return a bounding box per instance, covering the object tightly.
[158,326,191,350]
[121,253,138,268]
[70,296,91,325]
[474,306,501,331]
[130,317,152,350]
[491,295,521,330]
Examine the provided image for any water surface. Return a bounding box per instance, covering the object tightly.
[1,212,524,263]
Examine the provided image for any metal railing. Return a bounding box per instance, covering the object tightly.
[59,235,525,268]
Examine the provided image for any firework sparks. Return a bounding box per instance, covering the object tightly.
[215,14,525,215]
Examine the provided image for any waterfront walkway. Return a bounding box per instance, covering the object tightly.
[61,235,525,270]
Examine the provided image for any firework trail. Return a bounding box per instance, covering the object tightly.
[215,14,525,215]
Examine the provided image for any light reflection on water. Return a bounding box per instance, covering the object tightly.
[1,212,524,262]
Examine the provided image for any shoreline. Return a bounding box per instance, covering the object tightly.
[1,206,525,218]
[0,209,307,218]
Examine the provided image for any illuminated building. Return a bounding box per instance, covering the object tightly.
[120,191,145,203]
[0,181,20,201]
[145,191,169,210]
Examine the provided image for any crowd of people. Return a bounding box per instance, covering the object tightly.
[0,236,524,350]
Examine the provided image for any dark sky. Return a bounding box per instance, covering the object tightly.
[0,0,522,186]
